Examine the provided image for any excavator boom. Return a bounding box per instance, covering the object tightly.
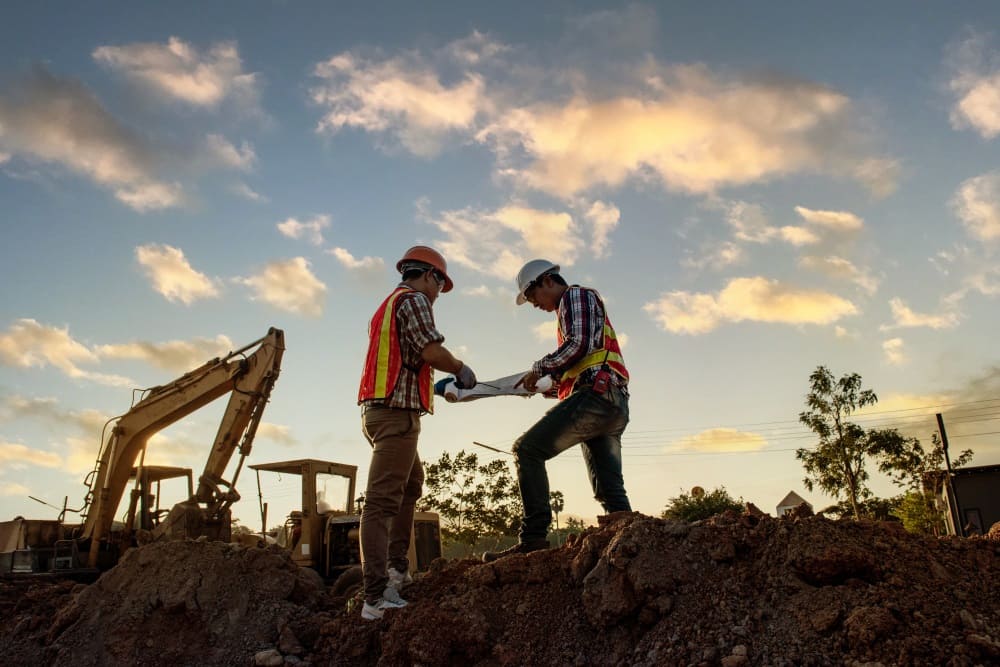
[79,328,284,567]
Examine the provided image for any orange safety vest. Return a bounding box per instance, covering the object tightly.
[358,286,434,413]
[556,288,629,400]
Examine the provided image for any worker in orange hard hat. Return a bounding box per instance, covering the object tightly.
[356,244,475,620]
[483,259,631,562]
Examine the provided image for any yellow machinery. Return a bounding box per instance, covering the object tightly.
[250,458,441,590]
[0,328,284,576]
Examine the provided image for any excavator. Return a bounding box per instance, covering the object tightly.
[0,327,285,577]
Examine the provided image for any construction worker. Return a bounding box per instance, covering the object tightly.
[483,260,631,562]
[357,245,476,619]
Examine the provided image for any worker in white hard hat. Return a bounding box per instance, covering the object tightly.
[483,260,632,562]
[357,245,477,619]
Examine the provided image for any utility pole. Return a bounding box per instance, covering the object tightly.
[936,413,964,537]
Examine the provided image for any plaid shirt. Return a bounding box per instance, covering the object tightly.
[532,285,626,390]
[371,285,444,411]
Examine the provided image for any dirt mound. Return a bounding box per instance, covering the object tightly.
[2,540,334,666]
[2,512,999,666]
[316,512,1000,666]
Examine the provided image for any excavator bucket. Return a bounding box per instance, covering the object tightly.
[152,501,231,543]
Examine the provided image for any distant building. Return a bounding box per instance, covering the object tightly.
[776,491,812,517]
[940,464,1000,536]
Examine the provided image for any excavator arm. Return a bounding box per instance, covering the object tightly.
[79,328,284,567]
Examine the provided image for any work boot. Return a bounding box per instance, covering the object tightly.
[361,586,408,621]
[482,539,550,563]
[388,566,413,589]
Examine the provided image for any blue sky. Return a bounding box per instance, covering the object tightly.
[2,2,999,528]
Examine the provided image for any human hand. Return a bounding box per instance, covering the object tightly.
[455,363,477,389]
[515,370,540,392]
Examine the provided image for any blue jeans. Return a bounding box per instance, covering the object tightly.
[512,384,630,542]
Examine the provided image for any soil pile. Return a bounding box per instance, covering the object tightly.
[2,511,999,666]
[2,540,336,666]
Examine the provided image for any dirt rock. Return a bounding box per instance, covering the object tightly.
[2,511,998,666]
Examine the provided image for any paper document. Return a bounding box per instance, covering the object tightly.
[434,371,555,403]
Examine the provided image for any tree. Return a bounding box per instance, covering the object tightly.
[418,450,522,551]
[820,496,900,521]
[797,366,888,519]
[661,486,743,522]
[873,432,973,534]
[550,490,564,531]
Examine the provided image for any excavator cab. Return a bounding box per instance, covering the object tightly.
[250,458,442,584]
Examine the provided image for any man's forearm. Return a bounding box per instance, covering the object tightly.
[421,341,465,374]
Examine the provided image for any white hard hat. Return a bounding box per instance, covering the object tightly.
[515,259,560,305]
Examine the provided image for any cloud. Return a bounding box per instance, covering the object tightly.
[532,320,557,342]
[0,319,131,386]
[643,276,857,334]
[951,171,1000,242]
[311,44,491,156]
[460,285,495,297]
[675,428,767,452]
[946,31,1000,139]
[480,64,894,198]
[882,337,907,366]
[232,182,267,202]
[326,247,386,282]
[798,255,879,294]
[852,158,901,199]
[114,181,183,211]
[793,206,864,232]
[238,257,326,317]
[95,334,235,373]
[0,440,62,468]
[682,241,744,271]
[257,422,296,446]
[0,395,108,434]
[0,67,182,211]
[136,244,220,304]
[583,200,620,257]
[882,297,959,330]
[778,226,820,246]
[722,201,818,246]
[205,134,256,171]
[93,36,261,110]
[423,201,582,280]
[445,30,510,65]
[277,215,330,246]
[0,482,30,496]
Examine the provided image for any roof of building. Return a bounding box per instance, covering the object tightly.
[952,463,1000,477]
[776,490,811,509]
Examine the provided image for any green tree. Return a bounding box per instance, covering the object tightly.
[873,432,973,534]
[550,490,564,531]
[418,450,522,551]
[893,491,944,534]
[797,366,896,519]
[820,496,900,521]
[661,486,743,522]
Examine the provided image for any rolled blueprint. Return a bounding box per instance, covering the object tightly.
[434,371,555,403]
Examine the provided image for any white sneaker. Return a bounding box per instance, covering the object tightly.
[388,566,413,589]
[361,586,408,620]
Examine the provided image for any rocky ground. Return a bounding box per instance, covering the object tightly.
[2,509,999,666]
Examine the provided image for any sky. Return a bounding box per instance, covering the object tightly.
[2,2,1000,531]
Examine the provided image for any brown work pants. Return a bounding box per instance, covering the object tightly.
[359,405,423,603]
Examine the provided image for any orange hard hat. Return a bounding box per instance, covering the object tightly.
[396,245,453,292]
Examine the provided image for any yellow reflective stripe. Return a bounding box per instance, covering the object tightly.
[562,349,625,381]
[561,323,618,381]
[373,290,404,397]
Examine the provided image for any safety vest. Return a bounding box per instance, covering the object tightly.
[556,288,629,400]
[358,286,434,413]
